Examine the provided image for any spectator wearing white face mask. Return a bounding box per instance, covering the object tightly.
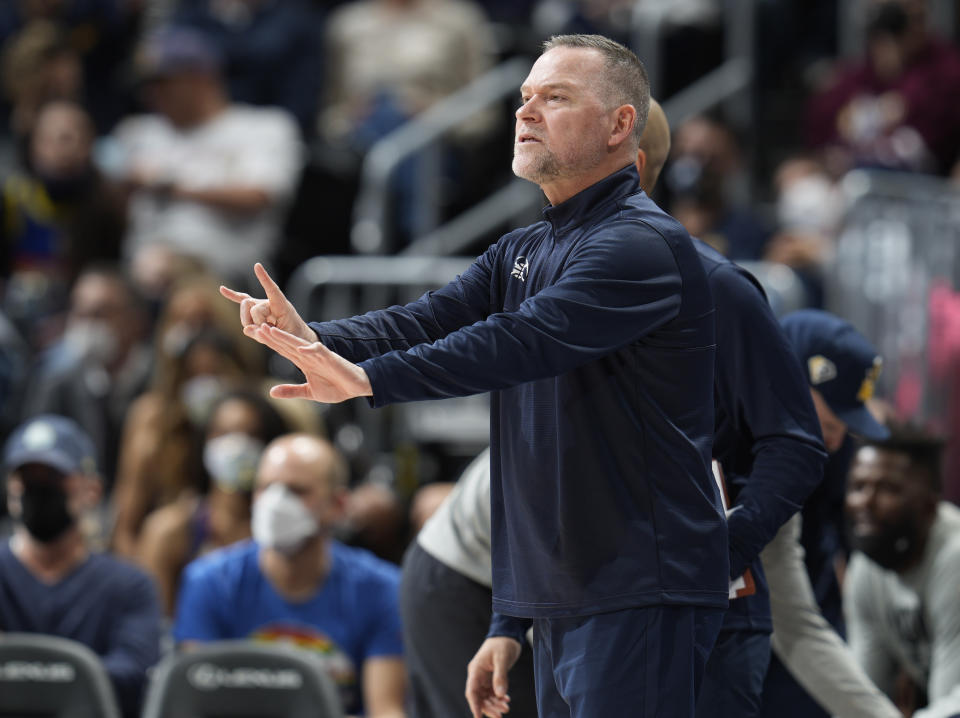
[137,390,290,616]
[173,433,406,718]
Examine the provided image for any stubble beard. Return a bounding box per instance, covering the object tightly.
[512,144,561,185]
[512,137,609,188]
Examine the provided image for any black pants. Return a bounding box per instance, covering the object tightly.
[400,542,538,718]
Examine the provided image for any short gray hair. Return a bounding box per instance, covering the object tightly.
[542,34,650,144]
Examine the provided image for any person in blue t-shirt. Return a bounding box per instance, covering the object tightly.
[173,432,405,718]
[0,414,162,718]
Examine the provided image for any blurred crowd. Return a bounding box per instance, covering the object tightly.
[0,0,959,717]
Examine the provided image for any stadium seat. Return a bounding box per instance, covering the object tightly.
[141,641,344,718]
[0,632,121,718]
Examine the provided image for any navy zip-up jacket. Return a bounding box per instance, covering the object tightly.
[310,165,728,619]
[696,241,827,632]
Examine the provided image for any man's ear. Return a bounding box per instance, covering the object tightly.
[609,104,637,148]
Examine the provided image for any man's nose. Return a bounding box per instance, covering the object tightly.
[516,97,539,121]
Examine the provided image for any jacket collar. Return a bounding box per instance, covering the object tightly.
[542,164,641,235]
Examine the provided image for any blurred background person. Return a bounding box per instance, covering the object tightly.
[0,99,126,348]
[319,0,497,246]
[0,19,83,147]
[21,264,151,494]
[805,0,960,176]
[172,0,325,137]
[174,433,407,718]
[109,24,302,287]
[0,0,143,134]
[663,113,773,264]
[845,425,960,717]
[110,274,267,557]
[0,414,162,718]
[137,389,291,615]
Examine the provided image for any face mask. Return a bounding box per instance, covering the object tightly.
[63,319,118,367]
[777,175,840,233]
[203,433,264,493]
[162,323,196,359]
[181,375,227,427]
[14,472,75,543]
[848,512,920,571]
[252,483,319,554]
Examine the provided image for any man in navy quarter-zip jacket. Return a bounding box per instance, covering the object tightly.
[223,34,727,718]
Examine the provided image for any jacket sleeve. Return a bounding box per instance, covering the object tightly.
[488,612,533,646]
[307,242,502,363]
[712,264,827,577]
[360,222,685,406]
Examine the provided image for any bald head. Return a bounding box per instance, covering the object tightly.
[636,98,671,192]
[257,433,348,495]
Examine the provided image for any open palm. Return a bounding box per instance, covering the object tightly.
[245,324,372,404]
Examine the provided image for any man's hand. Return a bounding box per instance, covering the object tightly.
[465,637,522,718]
[246,324,372,403]
[220,262,315,342]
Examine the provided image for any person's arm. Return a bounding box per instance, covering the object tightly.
[111,394,164,558]
[844,553,900,698]
[362,657,406,718]
[238,224,688,408]
[168,185,272,214]
[711,262,827,578]
[762,515,901,718]
[222,246,497,366]
[359,566,407,718]
[137,498,196,616]
[359,222,684,406]
[307,240,503,363]
[914,539,960,718]
[102,568,163,718]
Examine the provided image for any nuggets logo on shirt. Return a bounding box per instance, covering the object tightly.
[251,623,357,708]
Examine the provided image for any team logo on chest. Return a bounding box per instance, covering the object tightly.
[511,255,529,282]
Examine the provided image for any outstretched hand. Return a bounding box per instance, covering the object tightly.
[223,263,372,404]
[245,324,372,403]
[220,262,315,343]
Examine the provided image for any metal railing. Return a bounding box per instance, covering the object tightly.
[349,57,531,255]
[827,169,960,416]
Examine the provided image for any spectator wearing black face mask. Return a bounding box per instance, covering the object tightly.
[0,414,162,718]
[844,426,960,717]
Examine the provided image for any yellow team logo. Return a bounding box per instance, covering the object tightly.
[808,355,837,386]
[857,357,883,402]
